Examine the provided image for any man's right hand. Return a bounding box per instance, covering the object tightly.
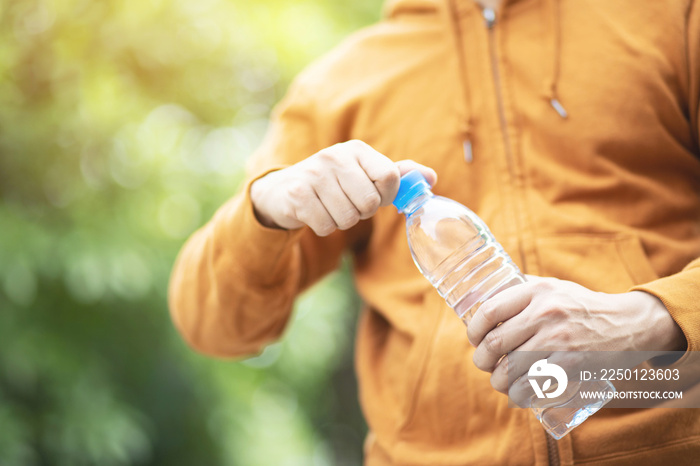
[250,140,437,236]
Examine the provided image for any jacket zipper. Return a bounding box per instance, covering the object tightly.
[546,434,561,466]
[482,7,560,466]
[481,6,529,272]
[482,8,516,183]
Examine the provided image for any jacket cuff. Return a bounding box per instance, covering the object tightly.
[630,266,700,356]
[214,168,304,284]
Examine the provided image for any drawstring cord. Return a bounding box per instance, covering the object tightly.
[544,0,568,119]
[447,0,568,164]
[447,0,475,162]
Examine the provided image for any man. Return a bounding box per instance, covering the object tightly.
[169,0,700,464]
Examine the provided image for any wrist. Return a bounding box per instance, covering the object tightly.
[250,177,284,229]
[629,291,686,352]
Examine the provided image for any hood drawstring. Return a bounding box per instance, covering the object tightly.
[447,0,475,163]
[446,0,567,163]
[544,0,568,119]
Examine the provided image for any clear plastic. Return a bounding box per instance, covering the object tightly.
[395,172,614,439]
[402,192,524,325]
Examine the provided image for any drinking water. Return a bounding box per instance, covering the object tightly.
[392,170,614,439]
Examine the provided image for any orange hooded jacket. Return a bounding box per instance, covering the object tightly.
[169,0,700,464]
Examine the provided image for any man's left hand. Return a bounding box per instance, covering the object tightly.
[467,276,686,396]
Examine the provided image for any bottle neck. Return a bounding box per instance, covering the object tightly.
[402,192,433,216]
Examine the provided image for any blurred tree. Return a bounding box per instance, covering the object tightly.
[0,0,381,464]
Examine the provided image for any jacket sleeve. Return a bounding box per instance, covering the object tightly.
[629,1,700,354]
[167,75,365,358]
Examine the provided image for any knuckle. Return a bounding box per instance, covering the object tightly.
[337,210,360,230]
[472,352,486,371]
[314,222,336,237]
[358,192,381,215]
[346,139,368,150]
[311,150,338,170]
[377,167,400,187]
[294,209,314,228]
[466,327,477,346]
[483,330,503,356]
[287,181,310,200]
[316,147,336,160]
[490,369,508,393]
[280,203,297,222]
[472,350,492,372]
[479,302,498,326]
[305,164,325,179]
[532,280,555,294]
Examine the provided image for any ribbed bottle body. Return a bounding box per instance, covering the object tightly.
[404,196,524,323]
[431,234,525,325]
[402,194,614,439]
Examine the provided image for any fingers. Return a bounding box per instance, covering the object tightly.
[354,141,401,207]
[336,163,382,220]
[395,159,438,187]
[472,309,537,373]
[297,198,337,237]
[314,175,362,230]
[251,139,438,236]
[276,178,336,235]
[488,343,550,397]
[467,283,532,348]
[354,142,437,206]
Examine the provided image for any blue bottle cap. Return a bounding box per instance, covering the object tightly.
[392,170,431,212]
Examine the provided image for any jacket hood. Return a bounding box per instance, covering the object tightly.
[383,0,442,18]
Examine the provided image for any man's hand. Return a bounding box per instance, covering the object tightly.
[466,276,686,396]
[250,140,437,236]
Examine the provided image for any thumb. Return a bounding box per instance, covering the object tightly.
[395,160,438,187]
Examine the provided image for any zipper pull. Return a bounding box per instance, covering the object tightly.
[483,8,496,29]
[549,98,569,119]
[463,139,473,163]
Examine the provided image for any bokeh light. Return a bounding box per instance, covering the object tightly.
[0,0,381,464]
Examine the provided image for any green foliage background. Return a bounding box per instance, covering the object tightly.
[0,0,382,464]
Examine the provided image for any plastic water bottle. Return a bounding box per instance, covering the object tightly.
[392,170,615,439]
